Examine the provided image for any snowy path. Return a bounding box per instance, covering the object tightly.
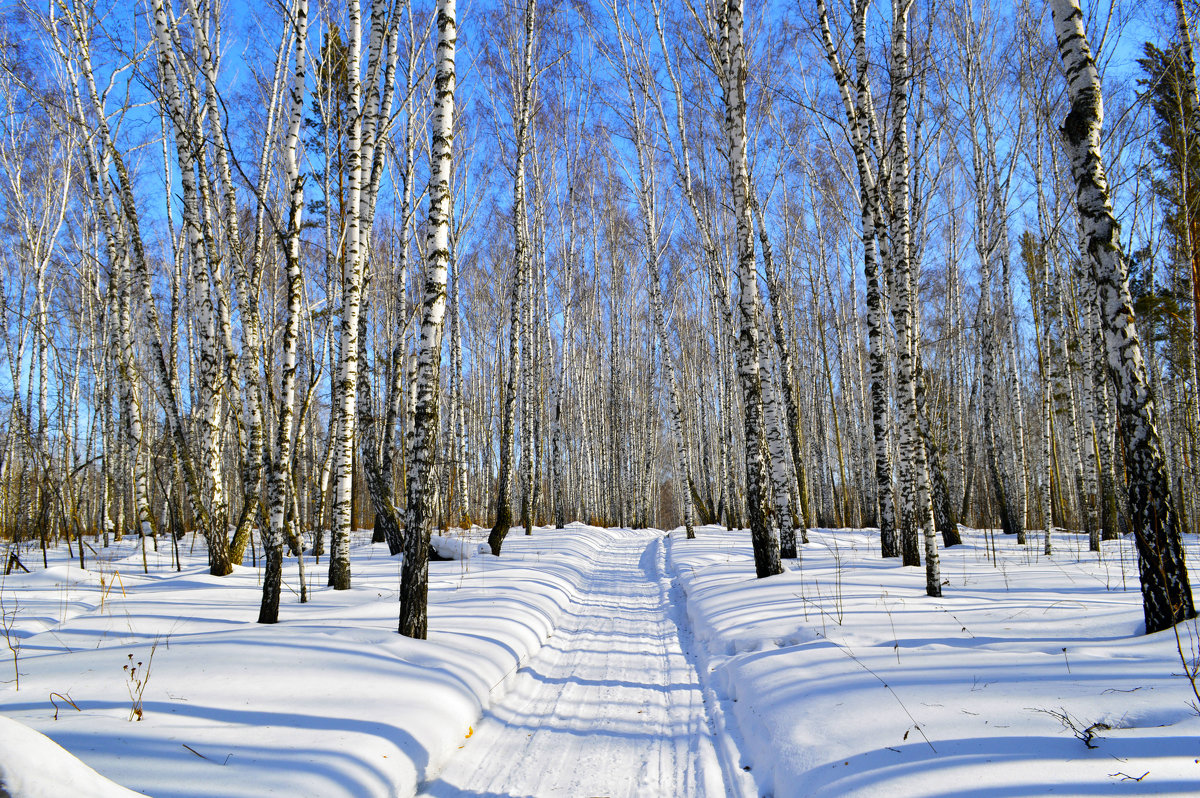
[420,529,732,798]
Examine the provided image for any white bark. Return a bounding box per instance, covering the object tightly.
[329,0,400,589]
[717,0,780,577]
[1050,0,1194,632]
[260,0,309,624]
[400,0,455,639]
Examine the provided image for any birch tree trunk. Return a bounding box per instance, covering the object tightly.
[815,0,898,559]
[1032,129,1056,557]
[360,17,419,556]
[1174,0,1200,481]
[755,198,805,550]
[550,179,577,531]
[150,0,232,576]
[259,0,308,625]
[488,272,522,554]
[757,199,811,538]
[1039,264,1056,556]
[887,0,940,596]
[488,0,537,556]
[450,242,471,528]
[329,1,369,589]
[718,0,780,578]
[759,328,797,557]
[1050,0,1195,633]
[605,0,694,539]
[329,0,401,588]
[398,0,455,639]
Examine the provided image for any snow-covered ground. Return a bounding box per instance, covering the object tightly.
[1,523,1198,797]
[0,525,615,796]
[669,525,1200,797]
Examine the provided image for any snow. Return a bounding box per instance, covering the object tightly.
[2,524,1199,797]
[668,525,1200,797]
[0,526,615,797]
[0,714,145,797]
[428,534,491,561]
[421,528,743,797]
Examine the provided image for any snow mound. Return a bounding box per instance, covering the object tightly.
[0,715,145,798]
[429,534,491,560]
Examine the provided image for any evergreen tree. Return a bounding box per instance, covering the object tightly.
[1138,41,1200,377]
[306,26,351,227]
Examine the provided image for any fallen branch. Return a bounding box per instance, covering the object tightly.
[182,743,231,765]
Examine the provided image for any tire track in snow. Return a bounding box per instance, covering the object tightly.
[419,528,748,797]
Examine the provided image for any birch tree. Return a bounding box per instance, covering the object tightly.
[329,0,402,589]
[1050,0,1195,633]
[488,0,538,557]
[714,0,780,577]
[603,0,696,541]
[815,0,899,560]
[887,0,941,595]
[399,0,455,639]
[259,0,309,625]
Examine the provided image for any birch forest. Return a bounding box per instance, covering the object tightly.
[1,0,1197,640]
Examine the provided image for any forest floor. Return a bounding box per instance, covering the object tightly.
[0,522,1198,797]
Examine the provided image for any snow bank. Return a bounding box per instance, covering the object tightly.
[0,715,146,797]
[0,525,615,798]
[667,525,1200,797]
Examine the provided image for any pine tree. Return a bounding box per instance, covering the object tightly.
[1138,40,1200,380]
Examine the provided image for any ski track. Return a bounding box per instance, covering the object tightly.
[420,529,731,798]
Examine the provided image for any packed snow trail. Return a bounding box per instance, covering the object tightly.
[420,528,735,798]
